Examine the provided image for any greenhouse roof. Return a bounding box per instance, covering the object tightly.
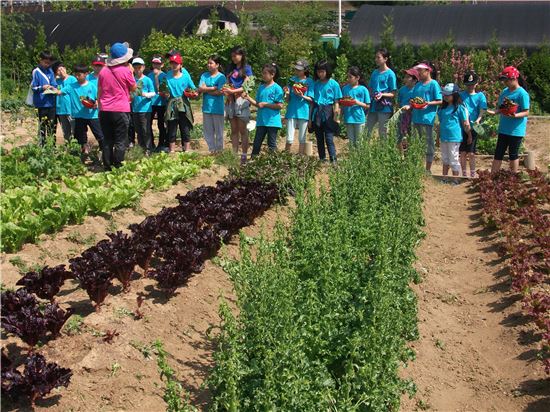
[23,5,239,51]
[349,2,550,50]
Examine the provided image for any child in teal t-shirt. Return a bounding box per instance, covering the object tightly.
[437,83,472,180]
[131,58,156,154]
[312,60,342,163]
[244,63,284,156]
[396,68,419,150]
[341,67,370,146]
[198,54,226,153]
[283,60,315,154]
[407,62,442,173]
[366,48,397,139]
[459,70,487,177]
[147,55,168,150]
[165,53,196,152]
[485,66,530,174]
[52,61,77,142]
[66,64,104,154]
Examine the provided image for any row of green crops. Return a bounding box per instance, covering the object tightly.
[207,133,425,410]
[1,141,87,192]
[1,152,212,253]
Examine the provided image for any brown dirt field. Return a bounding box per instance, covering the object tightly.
[1,114,549,411]
[400,177,550,412]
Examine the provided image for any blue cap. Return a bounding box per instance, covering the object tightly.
[442,83,459,96]
[110,42,128,59]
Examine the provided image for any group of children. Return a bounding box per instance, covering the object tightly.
[31,46,529,173]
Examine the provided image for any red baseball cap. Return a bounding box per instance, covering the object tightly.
[91,53,107,66]
[403,68,419,80]
[169,54,182,65]
[499,66,520,80]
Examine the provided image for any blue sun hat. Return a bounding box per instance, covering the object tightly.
[106,42,133,66]
[441,83,459,96]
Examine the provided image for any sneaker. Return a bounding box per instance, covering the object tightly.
[240,154,247,165]
[128,142,134,148]
[470,171,476,178]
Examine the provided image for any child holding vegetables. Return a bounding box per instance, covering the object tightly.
[66,64,105,155]
[283,59,315,154]
[225,46,253,163]
[130,57,156,155]
[341,66,370,146]
[405,61,442,173]
[366,48,397,139]
[198,54,227,154]
[459,71,487,177]
[243,63,284,157]
[311,60,342,163]
[488,66,530,174]
[147,55,168,151]
[396,68,418,150]
[164,53,196,153]
[437,83,472,180]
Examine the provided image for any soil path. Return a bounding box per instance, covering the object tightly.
[401,177,550,412]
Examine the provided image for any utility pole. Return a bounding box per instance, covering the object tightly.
[338,0,342,37]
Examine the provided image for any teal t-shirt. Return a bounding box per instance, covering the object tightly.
[368,68,397,113]
[132,75,155,113]
[459,91,487,123]
[56,75,77,115]
[398,85,415,108]
[255,82,284,128]
[199,71,226,115]
[437,104,468,142]
[166,68,196,98]
[67,81,98,119]
[411,80,442,126]
[285,76,315,120]
[314,78,343,106]
[86,73,99,86]
[497,87,529,137]
[147,71,167,106]
[341,84,370,124]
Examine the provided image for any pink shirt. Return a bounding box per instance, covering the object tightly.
[98,65,136,112]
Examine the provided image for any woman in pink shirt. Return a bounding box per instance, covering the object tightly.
[98,42,137,170]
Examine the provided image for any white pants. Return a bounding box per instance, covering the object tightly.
[440,141,461,172]
[286,118,308,144]
[203,113,224,152]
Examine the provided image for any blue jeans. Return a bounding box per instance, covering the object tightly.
[252,126,279,156]
[314,122,337,162]
[346,123,365,147]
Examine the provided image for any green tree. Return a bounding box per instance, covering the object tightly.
[252,2,331,43]
[521,44,550,113]
[379,14,395,56]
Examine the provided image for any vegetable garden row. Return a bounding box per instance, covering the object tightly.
[1,152,212,252]
[1,152,318,407]
[207,137,425,409]
[474,169,550,373]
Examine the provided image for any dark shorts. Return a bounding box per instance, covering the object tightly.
[459,129,478,153]
[494,133,523,161]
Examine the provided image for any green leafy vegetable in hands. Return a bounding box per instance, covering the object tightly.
[242,76,256,95]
